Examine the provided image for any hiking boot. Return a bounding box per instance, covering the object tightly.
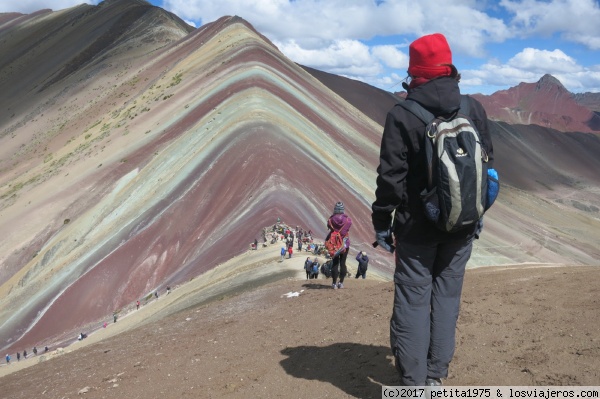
[337,282,344,289]
[425,377,442,386]
[332,283,337,289]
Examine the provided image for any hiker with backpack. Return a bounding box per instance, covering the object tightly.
[325,201,352,289]
[310,258,320,279]
[355,251,369,279]
[372,33,495,387]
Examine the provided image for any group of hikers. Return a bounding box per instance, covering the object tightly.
[266,202,370,285]
[5,345,47,365]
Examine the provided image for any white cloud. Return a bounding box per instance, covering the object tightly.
[371,45,409,70]
[275,39,382,78]
[507,48,582,74]
[501,0,600,49]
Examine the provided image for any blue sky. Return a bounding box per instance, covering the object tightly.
[3,0,600,94]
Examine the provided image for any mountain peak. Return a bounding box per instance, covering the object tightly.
[472,74,600,132]
[536,74,566,91]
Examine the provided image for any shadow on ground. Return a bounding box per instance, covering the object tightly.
[280,343,399,398]
[301,282,334,290]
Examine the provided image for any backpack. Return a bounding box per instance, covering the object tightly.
[324,219,349,258]
[311,263,319,275]
[321,260,332,278]
[399,96,499,233]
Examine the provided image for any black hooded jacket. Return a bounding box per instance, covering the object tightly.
[371,76,494,243]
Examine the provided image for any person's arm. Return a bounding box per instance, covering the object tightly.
[372,107,409,231]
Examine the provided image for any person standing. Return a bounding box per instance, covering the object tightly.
[326,201,352,289]
[355,251,369,279]
[304,257,312,280]
[280,247,286,261]
[372,33,494,386]
[5,354,10,364]
[136,300,140,310]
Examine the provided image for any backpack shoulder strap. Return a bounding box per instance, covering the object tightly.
[397,99,435,125]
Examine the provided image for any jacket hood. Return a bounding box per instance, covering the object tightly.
[406,76,461,115]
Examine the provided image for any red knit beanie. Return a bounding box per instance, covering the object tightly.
[408,33,453,79]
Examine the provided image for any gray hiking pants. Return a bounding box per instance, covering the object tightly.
[390,237,473,386]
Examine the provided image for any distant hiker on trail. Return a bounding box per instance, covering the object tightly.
[287,246,293,258]
[326,201,352,289]
[310,258,320,279]
[113,313,118,323]
[253,238,258,250]
[45,346,49,353]
[5,354,9,364]
[167,286,171,295]
[297,239,303,251]
[33,346,37,355]
[16,352,20,361]
[355,251,369,279]
[280,247,286,261]
[371,33,494,387]
[304,257,312,280]
[23,350,27,359]
[136,300,140,310]
[155,291,159,299]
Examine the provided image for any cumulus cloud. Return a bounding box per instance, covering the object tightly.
[507,48,582,74]
[371,45,409,70]
[501,0,600,49]
[275,39,383,78]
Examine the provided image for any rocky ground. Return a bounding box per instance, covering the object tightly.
[0,242,598,399]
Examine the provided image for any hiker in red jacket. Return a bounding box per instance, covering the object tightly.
[287,246,293,258]
[326,202,352,289]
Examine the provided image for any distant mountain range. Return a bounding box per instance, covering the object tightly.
[472,74,600,133]
[1,0,599,353]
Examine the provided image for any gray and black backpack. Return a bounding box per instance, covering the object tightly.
[399,95,498,233]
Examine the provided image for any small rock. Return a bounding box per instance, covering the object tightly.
[78,386,91,394]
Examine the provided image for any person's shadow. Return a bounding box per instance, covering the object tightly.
[280,342,399,398]
[301,282,331,289]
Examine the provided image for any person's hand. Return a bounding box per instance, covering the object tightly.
[374,229,395,253]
